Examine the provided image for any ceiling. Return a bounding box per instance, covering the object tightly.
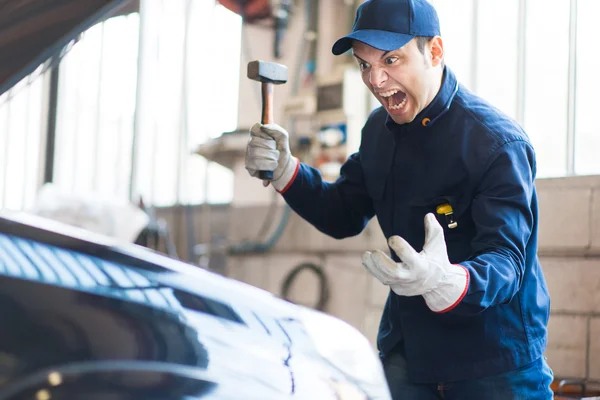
[0,0,138,96]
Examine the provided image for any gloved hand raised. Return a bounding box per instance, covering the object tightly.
[245,123,298,192]
[362,213,469,313]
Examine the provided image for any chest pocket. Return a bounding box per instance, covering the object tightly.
[408,195,473,237]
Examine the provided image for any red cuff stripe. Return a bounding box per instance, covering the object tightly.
[435,264,470,314]
[277,158,300,194]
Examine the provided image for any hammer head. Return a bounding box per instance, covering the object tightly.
[247,60,288,84]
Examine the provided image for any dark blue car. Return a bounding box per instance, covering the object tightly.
[0,211,391,399]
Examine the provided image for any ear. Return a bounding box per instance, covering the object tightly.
[429,36,444,67]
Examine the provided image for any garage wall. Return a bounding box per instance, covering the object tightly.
[536,176,600,383]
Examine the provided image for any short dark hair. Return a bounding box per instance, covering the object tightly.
[415,36,444,67]
[416,36,434,54]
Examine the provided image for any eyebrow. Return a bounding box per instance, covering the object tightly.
[352,50,397,63]
[352,54,365,63]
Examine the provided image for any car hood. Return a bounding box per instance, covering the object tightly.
[0,211,391,399]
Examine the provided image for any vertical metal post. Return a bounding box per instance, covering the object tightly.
[92,22,107,190]
[470,0,479,93]
[1,94,11,208]
[129,0,147,201]
[44,59,60,184]
[176,0,193,262]
[566,0,578,176]
[71,54,81,191]
[200,0,216,268]
[516,0,527,126]
[176,0,193,205]
[148,0,165,205]
[20,76,32,209]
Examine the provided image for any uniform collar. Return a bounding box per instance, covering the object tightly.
[385,67,459,132]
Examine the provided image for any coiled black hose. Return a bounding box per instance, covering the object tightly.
[280,262,329,311]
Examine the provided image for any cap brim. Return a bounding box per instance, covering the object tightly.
[332,30,414,55]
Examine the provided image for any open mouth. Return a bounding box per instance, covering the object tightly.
[379,89,407,110]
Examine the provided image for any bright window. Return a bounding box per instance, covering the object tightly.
[574,0,600,175]
[429,0,474,89]
[523,0,571,178]
[53,0,241,207]
[55,14,139,199]
[132,0,239,206]
[0,73,45,210]
[475,0,519,120]
[430,0,599,178]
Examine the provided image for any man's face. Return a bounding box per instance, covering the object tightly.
[352,37,444,125]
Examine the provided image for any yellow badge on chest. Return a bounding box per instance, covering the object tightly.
[436,203,458,229]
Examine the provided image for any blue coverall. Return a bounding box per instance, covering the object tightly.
[280,67,552,393]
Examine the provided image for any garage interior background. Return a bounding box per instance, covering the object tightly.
[1,0,600,391]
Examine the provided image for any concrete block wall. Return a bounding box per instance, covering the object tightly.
[536,176,600,382]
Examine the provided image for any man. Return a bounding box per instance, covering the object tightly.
[245,0,553,398]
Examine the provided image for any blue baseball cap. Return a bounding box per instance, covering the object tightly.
[332,0,441,55]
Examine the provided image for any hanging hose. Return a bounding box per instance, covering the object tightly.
[228,205,292,254]
[280,262,329,311]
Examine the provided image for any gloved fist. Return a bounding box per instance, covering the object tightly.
[245,123,298,192]
[362,213,469,313]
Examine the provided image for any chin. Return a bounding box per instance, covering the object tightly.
[390,114,413,125]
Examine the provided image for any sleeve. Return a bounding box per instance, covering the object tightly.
[449,140,537,316]
[281,152,376,239]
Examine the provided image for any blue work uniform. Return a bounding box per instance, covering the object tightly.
[280,67,550,383]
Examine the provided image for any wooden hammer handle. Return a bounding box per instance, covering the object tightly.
[261,82,274,125]
[259,82,275,180]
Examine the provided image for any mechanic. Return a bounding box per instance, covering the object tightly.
[244,0,553,398]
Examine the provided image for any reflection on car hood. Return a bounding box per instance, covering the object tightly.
[0,211,391,399]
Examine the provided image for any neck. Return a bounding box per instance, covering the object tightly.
[425,66,444,108]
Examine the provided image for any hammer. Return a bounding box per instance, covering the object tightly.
[247,60,288,181]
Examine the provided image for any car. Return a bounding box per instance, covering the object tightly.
[0,211,392,399]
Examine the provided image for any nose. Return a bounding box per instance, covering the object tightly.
[369,67,387,88]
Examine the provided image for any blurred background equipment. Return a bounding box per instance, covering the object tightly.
[218,0,271,23]
[272,0,293,59]
[28,184,180,259]
[29,183,150,243]
[218,0,293,59]
[311,63,370,181]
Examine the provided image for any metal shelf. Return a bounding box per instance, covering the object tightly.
[192,129,250,170]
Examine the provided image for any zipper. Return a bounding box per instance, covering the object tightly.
[437,383,445,398]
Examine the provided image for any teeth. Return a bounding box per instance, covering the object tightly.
[379,89,399,98]
[388,96,407,110]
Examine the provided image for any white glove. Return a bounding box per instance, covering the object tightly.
[245,123,298,192]
[362,213,469,313]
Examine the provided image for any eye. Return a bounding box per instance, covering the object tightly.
[385,56,399,65]
[358,61,370,71]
